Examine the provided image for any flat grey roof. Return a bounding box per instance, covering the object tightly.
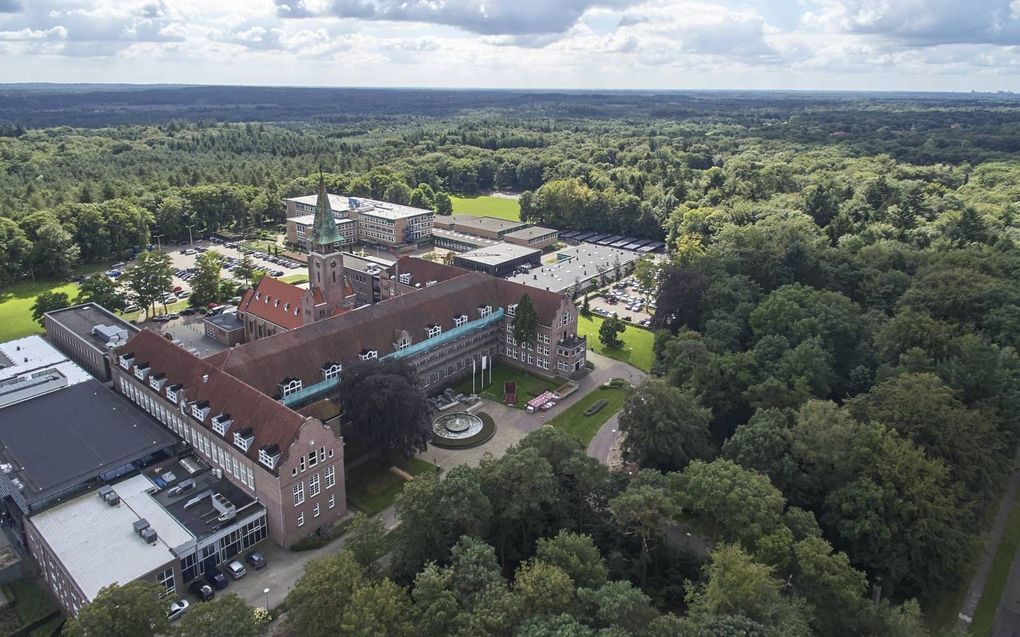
[29,473,193,602]
[0,380,177,503]
[451,215,528,234]
[506,243,641,293]
[148,460,260,539]
[456,242,541,266]
[45,303,139,352]
[204,313,243,331]
[503,226,558,241]
[432,228,496,248]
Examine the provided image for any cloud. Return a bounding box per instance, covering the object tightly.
[328,0,642,35]
[809,0,1020,46]
[275,0,317,19]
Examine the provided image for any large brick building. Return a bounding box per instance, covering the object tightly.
[112,330,346,548]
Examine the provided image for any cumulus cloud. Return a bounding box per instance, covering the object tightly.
[808,0,1020,46]
[328,0,642,35]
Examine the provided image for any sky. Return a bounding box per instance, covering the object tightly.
[0,0,1019,91]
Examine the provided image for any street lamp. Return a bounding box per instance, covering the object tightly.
[263,587,270,610]
[186,224,195,247]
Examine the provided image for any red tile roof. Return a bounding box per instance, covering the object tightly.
[207,272,570,397]
[239,277,306,330]
[115,330,307,470]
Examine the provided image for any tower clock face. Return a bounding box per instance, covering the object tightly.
[330,259,338,268]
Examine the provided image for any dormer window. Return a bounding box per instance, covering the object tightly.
[264,296,269,304]
[426,280,437,287]
[398,273,412,285]
[148,373,167,391]
[359,350,378,361]
[426,324,441,339]
[134,363,150,381]
[274,300,280,307]
[321,362,342,381]
[454,314,467,327]
[479,305,492,318]
[255,292,261,300]
[258,444,281,470]
[166,383,182,404]
[234,428,254,452]
[507,304,518,317]
[211,413,233,436]
[284,303,289,311]
[191,400,210,422]
[279,378,302,397]
[119,354,134,370]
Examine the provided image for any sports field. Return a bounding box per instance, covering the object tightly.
[450,195,521,221]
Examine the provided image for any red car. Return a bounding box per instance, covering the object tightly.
[172,286,183,293]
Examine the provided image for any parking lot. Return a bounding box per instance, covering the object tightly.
[163,238,305,303]
[588,277,655,327]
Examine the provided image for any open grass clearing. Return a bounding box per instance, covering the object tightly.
[454,362,563,407]
[576,314,655,372]
[346,456,438,516]
[450,195,521,221]
[548,384,629,445]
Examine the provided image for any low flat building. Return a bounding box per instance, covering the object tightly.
[25,461,267,616]
[432,228,497,252]
[454,242,542,277]
[503,226,559,250]
[434,215,528,240]
[203,313,244,347]
[0,337,177,518]
[42,304,139,381]
[507,243,642,295]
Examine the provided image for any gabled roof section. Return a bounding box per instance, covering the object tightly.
[207,272,569,397]
[115,330,307,469]
[239,277,305,330]
[391,256,468,287]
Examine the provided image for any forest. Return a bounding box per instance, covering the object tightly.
[5,86,1020,636]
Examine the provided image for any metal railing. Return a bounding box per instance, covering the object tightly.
[281,307,504,408]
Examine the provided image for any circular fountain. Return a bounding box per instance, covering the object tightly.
[431,412,495,449]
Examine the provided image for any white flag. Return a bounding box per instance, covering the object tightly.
[481,355,488,370]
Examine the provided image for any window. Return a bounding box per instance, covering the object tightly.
[134,364,150,381]
[328,494,335,509]
[507,304,517,317]
[234,429,254,452]
[308,450,318,468]
[297,512,304,527]
[157,567,175,596]
[322,363,341,381]
[313,503,320,518]
[280,378,302,397]
[479,305,492,317]
[191,401,210,422]
[119,354,134,370]
[293,481,305,506]
[211,414,232,436]
[454,314,467,327]
[538,333,550,344]
[309,473,321,497]
[426,324,441,338]
[359,350,378,361]
[325,465,336,489]
[259,446,281,470]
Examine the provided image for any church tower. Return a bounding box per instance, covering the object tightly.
[306,177,346,314]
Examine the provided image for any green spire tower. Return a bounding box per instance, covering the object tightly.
[311,175,343,251]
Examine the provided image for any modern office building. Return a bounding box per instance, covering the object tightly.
[503,226,559,250]
[453,243,542,277]
[506,243,642,295]
[433,215,528,240]
[285,191,433,251]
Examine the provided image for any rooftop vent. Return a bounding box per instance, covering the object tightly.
[133,519,150,535]
[98,485,120,506]
[140,527,158,544]
[168,478,196,497]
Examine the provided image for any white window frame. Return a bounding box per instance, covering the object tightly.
[293,481,305,506]
[309,473,320,498]
[325,465,336,489]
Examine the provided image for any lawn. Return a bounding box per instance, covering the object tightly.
[454,362,562,406]
[450,195,521,221]
[548,385,629,444]
[279,274,309,284]
[0,262,115,341]
[969,502,1020,636]
[576,314,655,372]
[346,456,439,515]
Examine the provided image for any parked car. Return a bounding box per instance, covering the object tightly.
[204,567,229,590]
[225,560,247,580]
[167,313,180,320]
[177,290,191,298]
[123,304,141,313]
[189,581,215,601]
[152,315,171,323]
[180,308,196,316]
[167,599,190,621]
[245,550,267,570]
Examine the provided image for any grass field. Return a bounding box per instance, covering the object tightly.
[970,502,1020,636]
[346,456,438,515]
[576,314,655,372]
[450,195,521,221]
[454,362,562,406]
[548,385,629,444]
[279,274,309,284]
[0,278,82,342]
